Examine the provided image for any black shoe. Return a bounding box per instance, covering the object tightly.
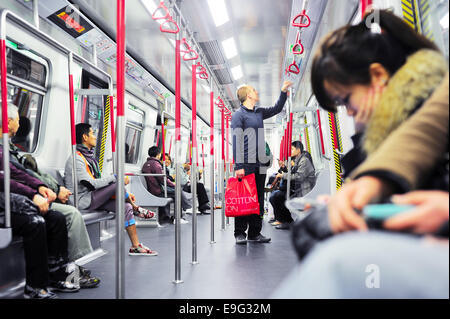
[80,274,101,288]
[199,203,211,211]
[275,222,292,230]
[247,234,271,243]
[24,285,58,299]
[48,280,80,293]
[235,235,247,245]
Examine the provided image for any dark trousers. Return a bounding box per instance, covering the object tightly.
[234,167,266,238]
[269,190,294,223]
[11,209,68,289]
[183,182,210,207]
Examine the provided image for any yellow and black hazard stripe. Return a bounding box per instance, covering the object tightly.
[304,117,311,154]
[98,96,111,173]
[328,112,342,190]
[417,0,435,41]
[401,0,419,31]
[334,112,343,153]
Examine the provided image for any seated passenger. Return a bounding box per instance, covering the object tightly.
[142,146,191,225]
[164,153,175,182]
[290,10,448,259]
[274,191,449,298]
[269,141,315,230]
[11,116,31,152]
[182,163,211,215]
[64,123,157,256]
[4,104,100,288]
[1,109,79,297]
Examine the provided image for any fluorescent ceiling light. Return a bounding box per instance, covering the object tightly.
[221,37,238,59]
[231,65,243,80]
[207,0,229,27]
[440,12,449,29]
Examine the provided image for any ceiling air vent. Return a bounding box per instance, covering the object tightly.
[213,68,233,85]
[199,40,226,66]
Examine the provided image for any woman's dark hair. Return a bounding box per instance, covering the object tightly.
[292,140,304,152]
[148,146,161,158]
[311,9,439,112]
[75,123,92,144]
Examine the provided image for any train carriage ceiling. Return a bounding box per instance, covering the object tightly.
[11,0,358,126]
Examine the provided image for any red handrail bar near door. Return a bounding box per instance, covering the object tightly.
[109,96,116,153]
[210,91,214,158]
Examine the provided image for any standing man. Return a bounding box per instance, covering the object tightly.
[232,80,293,244]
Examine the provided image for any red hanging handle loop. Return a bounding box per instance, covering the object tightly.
[152,1,170,20]
[180,38,198,60]
[159,18,179,34]
[288,60,300,74]
[292,10,311,28]
[292,32,304,55]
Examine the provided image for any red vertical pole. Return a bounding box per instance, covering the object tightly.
[225,115,229,163]
[68,75,76,146]
[175,39,181,142]
[1,38,11,228]
[169,135,173,155]
[191,64,197,166]
[161,120,166,162]
[221,108,225,169]
[116,0,126,299]
[210,91,214,158]
[156,129,160,147]
[110,96,116,153]
[0,39,7,135]
[288,112,293,157]
[361,0,373,16]
[316,110,325,155]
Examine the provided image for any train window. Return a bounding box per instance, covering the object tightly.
[5,84,44,153]
[6,47,47,86]
[2,46,47,153]
[125,105,144,164]
[77,70,108,160]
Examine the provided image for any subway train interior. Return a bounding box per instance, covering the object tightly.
[0,0,449,302]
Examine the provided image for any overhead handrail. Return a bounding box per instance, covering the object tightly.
[292,9,311,28]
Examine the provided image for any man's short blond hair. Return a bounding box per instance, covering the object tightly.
[236,85,250,104]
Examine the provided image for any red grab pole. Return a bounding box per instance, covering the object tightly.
[191,63,197,152]
[161,120,166,162]
[109,96,116,153]
[115,0,126,299]
[210,91,214,157]
[288,112,293,157]
[316,110,325,155]
[175,39,181,142]
[361,0,373,16]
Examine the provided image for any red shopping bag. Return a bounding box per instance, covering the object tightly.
[225,173,260,217]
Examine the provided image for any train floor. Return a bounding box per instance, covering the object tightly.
[59,210,299,299]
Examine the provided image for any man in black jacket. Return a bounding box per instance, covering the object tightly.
[231,80,293,244]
